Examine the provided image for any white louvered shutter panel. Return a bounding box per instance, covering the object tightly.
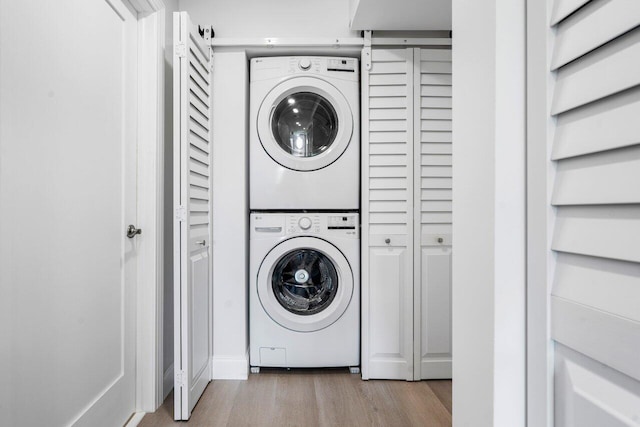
[173,12,213,421]
[546,1,640,424]
[413,48,452,380]
[362,48,415,380]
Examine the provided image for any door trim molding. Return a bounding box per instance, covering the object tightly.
[525,0,555,425]
[135,4,166,413]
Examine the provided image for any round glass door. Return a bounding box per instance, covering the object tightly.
[257,237,354,332]
[271,248,339,315]
[271,92,338,158]
[257,77,353,172]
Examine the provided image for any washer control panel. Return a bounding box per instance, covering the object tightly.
[287,215,320,234]
[252,213,359,238]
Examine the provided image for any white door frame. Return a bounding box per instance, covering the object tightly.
[123,0,168,414]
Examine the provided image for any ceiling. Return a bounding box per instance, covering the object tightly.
[349,0,452,31]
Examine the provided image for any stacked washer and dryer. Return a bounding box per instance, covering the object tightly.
[249,56,360,372]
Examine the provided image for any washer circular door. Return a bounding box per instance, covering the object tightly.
[257,76,354,172]
[257,237,354,332]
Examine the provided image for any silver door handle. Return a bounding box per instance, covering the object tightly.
[196,240,206,246]
[127,225,142,238]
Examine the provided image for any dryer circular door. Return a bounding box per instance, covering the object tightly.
[257,76,354,172]
[257,237,354,332]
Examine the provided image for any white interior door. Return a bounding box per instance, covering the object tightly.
[0,0,138,426]
[173,11,213,421]
[530,1,640,425]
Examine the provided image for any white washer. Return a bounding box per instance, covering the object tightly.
[250,56,360,210]
[249,212,360,369]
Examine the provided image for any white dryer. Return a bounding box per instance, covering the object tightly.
[250,56,360,210]
[249,212,360,369]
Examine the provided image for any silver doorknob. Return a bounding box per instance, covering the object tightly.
[127,224,142,238]
[196,240,206,246]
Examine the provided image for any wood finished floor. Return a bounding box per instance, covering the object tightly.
[140,368,451,427]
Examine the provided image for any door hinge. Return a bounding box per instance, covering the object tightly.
[176,370,186,388]
[176,206,187,222]
[363,30,372,71]
[175,42,186,58]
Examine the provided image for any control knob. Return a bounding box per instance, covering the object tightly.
[298,217,312,230]
[298,58,312,70]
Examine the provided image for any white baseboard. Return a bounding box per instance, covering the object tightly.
[163,363,174,399]
[211,353,249,380]
[125,412,145,427]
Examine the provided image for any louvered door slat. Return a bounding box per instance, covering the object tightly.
[552,0,640,70]
[552,29,640,115]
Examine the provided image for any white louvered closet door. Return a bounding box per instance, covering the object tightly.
[545,1,640,424]
[173,11,213,421]
[413,48,452,380]
[362,47,453,381]
[362,48,415,380]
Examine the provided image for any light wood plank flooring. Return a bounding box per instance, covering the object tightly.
[140,368,451,427]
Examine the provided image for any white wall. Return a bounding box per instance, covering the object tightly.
[451,0,526,425]
[178,0,359,38]
[210,50,250,379]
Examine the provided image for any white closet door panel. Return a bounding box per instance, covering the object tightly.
[552,86,640,160]
[173,11,212,421]
[553,253,640,322]
[550,0,591,25]
[421,212,452,223]
[552,145,640,205]
[367,246,414,380]
[419,248,452,379]
[421,178,452,189]
[552,29,640,115]
[555,345,640,427]
[552,205,640,263]
[552,297,640,381]
[552,0,640,70]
